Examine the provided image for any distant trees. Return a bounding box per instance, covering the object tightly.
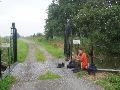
[45,0,120,56]
[32,33,44,37]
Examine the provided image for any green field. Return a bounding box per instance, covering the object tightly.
[38,71,61,80]
[17,39,28,63]
[0,76,16,90]
[35,48,45,62]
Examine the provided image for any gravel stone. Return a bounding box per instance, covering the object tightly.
[10,40,103,90]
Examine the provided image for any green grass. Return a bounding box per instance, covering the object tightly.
[76,71,120,90]
[96,79,115,90]
[35,48,45,62]
[38,71,61,80]
[17,39,28,63]
[32,37,64,59]
[0,76,16,90]
[76,71,89,78]
[96,74,120,90]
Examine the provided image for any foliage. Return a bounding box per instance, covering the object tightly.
[96,74,120,90]
[96,79,114,90]
[38,71,61,80]
[0,37,10,65]
[45,0,120,68]
[35,48,45,62]
[76,71,120,90]
[17,39,28,63]
[1,48,9,65]
[0,76,16,90]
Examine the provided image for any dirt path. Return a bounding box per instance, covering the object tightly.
[11,40,103,90]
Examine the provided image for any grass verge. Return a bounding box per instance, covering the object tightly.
[35,48,45,62]
[31,37,64,59]
[76,71,120,90]
[96,74,120,90]
[0,76,16,90]
[17,39,28,63]
[38,71,61,80]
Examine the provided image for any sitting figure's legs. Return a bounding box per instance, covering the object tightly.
[72,60,81,73]
[67,60,76,69]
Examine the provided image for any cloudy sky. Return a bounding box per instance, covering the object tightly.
[0,0,52,37]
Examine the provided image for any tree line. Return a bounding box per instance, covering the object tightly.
[45,0,120,57]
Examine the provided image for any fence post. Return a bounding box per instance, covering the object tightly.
[0,49,2,78]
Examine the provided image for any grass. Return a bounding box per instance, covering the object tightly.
[76,71,120,90]
[96,74,120,90]
[76,71,89,78]
[0,76,16,90]
[35,48,45,62]
[96,79,114,90]
[17,39,28,63]
[38,71,61,80]
[31,37,64,59]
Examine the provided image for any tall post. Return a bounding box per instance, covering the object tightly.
[64,19,72,61]
[90,45,94,64]
[14,28,17,62]
[0,49,2,78]
[88,45,97,75]
[10,29,13,64]
[70,21,73,61]
[11,23,17,63]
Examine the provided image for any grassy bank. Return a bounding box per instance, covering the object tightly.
[0,76,16,90]
[31,37,64,59]
[38,71,61,80]
[76,71,120,90]
[17,39,28,63]
[35,48,45,62]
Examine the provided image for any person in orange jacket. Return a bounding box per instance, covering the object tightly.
[78,48,88,70]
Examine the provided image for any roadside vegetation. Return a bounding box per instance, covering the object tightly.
[38,71,61,80]
[76,71,120,90]
[0,76,16,90]
[17,39,28,63]
[35,48,45,62]
[30,37,64,59]
[44,0,120,69]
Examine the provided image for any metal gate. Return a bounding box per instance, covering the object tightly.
[0,23,17,78]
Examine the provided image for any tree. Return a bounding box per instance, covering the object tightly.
[45,0,120,56]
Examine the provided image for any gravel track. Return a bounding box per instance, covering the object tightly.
[10,40,103,90]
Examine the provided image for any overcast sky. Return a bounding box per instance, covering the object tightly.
[0,0,52,37]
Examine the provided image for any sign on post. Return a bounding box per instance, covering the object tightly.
[73,40,80,44]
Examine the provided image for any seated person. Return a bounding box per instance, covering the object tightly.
[67,53,81,73]
[67,53,77,69]
[78,48,88,70]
